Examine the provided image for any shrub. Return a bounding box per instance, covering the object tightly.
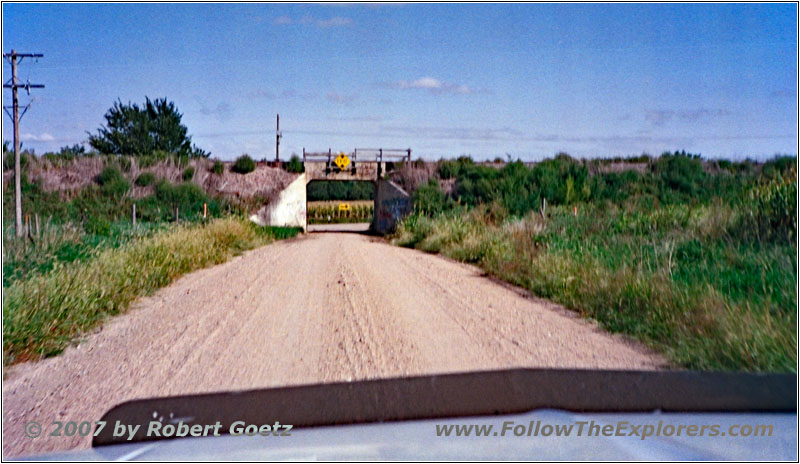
[653,151,706,199]
[2,150,30,171]
[152,179,210,220]
[182,166,195,181]
[413,179,451,215]
[135,172,156,187]
[118,156,132,172]
[285,155,304,173]
[95,166,130,197]
[212,160,225,175]
[231,155,256,174]
[83,216,112,236]
[737,175,797,242]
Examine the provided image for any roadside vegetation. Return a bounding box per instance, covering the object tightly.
[2,96,305,365]
[307,180,374,201]
[3,217,299,365]
[393,152,797,372]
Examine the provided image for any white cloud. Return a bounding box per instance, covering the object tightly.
[21,133,54,142]
[387,77,472,95]
[317,17,353,27]
[273,15,352,27]
[645,108,730,127]
[248,88,316,100]
[328,115,384,122]
[402,77,442,89]
[198,102,233,122]
[326,92,358,104]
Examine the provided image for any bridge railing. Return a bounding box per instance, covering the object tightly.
[302,148,411,163]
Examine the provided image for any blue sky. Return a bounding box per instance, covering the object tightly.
[2,3,797,161]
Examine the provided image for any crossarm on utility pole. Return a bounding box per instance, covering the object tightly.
[3,50,44,237]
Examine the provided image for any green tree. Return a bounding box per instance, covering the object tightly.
[88,97,208,158]
[285,154,304,173]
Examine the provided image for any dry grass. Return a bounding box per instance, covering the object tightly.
[2,217,288,365]
[10,155,298,203]
[389,161,437,193]
[393,205,797,372]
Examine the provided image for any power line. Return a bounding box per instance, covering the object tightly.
[3,50,44,238]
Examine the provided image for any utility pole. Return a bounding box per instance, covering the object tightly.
[275,113,281,163]
[3,50,43,237]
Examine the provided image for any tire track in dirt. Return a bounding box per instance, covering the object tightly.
[3,232,665,457]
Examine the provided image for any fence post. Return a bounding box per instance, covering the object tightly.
[131,203,136,227]
[203,202,207,219]
[34,213,40,238]
[174,206,179,223]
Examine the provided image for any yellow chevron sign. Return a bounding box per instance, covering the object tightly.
[339,203,350,211]
[334,152,351,170]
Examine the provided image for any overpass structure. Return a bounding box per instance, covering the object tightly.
[252,148,413,234]
[302,148,411,182]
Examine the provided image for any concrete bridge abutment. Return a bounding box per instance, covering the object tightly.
[251,152,413,234]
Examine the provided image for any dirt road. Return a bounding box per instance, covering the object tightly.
[3,231,665,457]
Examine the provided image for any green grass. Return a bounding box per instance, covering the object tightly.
[392,203,797,372]
[3,220,167,288]
[2,217,289,365]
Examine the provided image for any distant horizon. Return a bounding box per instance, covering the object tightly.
[2,3,797,161]
[11,143,796,164]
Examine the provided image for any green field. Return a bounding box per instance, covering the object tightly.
[308,200,374,224]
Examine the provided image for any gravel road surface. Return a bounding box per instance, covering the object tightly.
[3,232,665,457]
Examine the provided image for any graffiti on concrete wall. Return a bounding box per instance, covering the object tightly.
[375,196,411,232]
[378,197,408,220]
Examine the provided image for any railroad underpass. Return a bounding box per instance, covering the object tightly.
[252,148,413,234]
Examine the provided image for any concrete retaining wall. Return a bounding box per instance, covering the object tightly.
[373,180,412,234]
[250,173,307,230]
[250,175,411,235]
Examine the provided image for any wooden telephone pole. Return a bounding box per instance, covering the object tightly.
[3,50,44,237]
[275,113,281,163]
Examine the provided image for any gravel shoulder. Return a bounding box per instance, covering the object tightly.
[2,232,666,457]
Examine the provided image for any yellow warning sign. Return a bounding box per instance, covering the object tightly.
[339,203,350,211]
[334,152,351,170]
